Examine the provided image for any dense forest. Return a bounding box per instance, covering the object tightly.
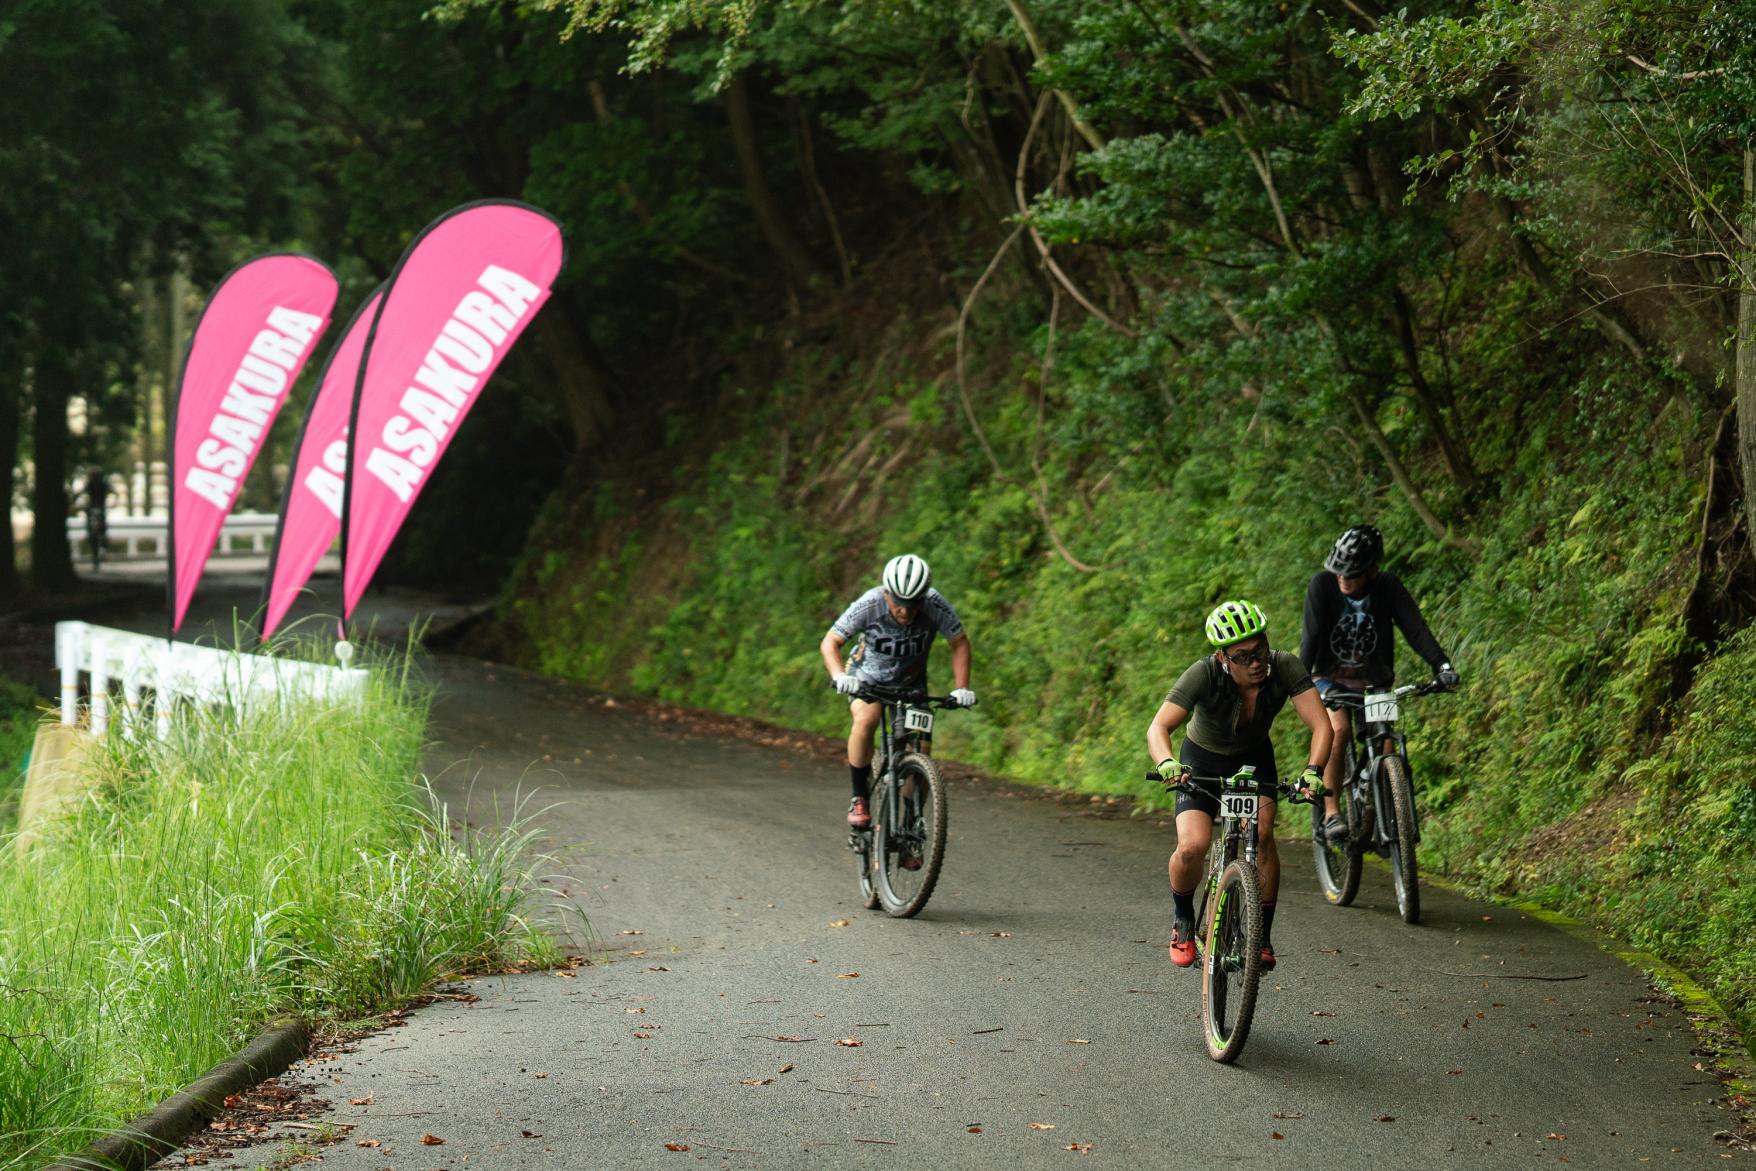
[6,0,1756,1031]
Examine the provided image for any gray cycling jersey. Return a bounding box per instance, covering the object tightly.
[829,587,965,686]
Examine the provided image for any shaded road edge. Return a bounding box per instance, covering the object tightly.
[49,1014,311,1171]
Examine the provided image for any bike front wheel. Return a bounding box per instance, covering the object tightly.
[1312,743,1363,907]
[1200,859,1263,1063]
[1383,754,1420,925]
[873,751,947,918]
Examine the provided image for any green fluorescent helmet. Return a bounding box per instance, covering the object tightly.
[1205,599,1268,647]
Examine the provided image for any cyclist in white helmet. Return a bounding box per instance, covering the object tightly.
[819,554,975,829]
[1146,599,1331,971]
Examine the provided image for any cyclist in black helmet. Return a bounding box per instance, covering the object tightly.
[1300,525,1460,843]
[819,553,974,830]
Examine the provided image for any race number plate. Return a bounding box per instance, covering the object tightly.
[902,707,934,734]
[1219,792,1256,820]
[1364,692,1399,724]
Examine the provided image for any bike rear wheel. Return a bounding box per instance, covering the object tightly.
[1312,742,1364,906]
[1383,754,1420,925]
[873,751,947,918]
[1200,859,1263,1063]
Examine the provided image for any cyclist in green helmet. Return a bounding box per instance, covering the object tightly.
[1146,599,1332,971]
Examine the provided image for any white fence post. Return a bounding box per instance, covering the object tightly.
[51,621,371,735]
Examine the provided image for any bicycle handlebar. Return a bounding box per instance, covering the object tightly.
[1319,678,1451,711]
[1140,770,1320,805]
[851,682,974,709]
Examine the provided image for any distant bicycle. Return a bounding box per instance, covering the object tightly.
[846,683,968,917]
[1151,765,1318,1063]
[1311,680,1450,924]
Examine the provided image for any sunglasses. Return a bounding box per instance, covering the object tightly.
[1223,645,1270,665]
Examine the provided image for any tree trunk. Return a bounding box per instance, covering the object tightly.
[0,366,21,599]
[1346,384,1479,557]
[1389,286,1477,492]
[31,344,74,588]
[532,301,616,452]
[1738,148,1756,552]
[724,75,823,286]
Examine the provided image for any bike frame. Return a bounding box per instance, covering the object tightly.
[1332,682,1429,850]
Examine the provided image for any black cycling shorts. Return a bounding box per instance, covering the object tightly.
[1174,737,1280,820]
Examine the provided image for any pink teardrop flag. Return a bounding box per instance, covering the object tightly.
[170,254,339,632]
[258,287,384,639]
[341,201,565,620]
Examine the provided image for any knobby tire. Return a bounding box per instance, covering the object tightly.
[874,751,946,918]
[1200,859,1263,1063]
[1384,754,1420,924]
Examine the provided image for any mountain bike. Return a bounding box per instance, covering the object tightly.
[1150,765,1318,1063]
[1310,680,1450,925]
[846,683,969,917]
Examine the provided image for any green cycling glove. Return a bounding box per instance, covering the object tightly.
[1297,765,1324,794]
[1157,758,1190,783]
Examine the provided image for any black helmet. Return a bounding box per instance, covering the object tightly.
[1324,525,1383,576]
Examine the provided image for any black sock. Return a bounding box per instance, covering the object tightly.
[1171,887,1195,923]
[849,764,871,801]
[1262,901,1276,945]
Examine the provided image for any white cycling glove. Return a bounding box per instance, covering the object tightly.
[832,673,860,696]
[949,687,977,708]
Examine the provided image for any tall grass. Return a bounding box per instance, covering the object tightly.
[0,645,557,1169]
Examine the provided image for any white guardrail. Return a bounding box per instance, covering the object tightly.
[64,512,281,560]
[55,621,368,737]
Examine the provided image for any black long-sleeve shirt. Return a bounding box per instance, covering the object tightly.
[1299,570,1448,687]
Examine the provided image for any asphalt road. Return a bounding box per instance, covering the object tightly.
[35,572,1737,1168]
[207,648,1741,1170]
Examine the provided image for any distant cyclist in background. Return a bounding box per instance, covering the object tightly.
[80,467,109,572]
[1146,600,1331,970]
[1301,525,1460,843]
[819,554,975,830]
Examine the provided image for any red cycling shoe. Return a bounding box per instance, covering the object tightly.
[1168,918,1197,968]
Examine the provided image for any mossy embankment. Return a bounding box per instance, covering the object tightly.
[484,249,1756,1043]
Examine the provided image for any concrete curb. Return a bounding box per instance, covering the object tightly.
[50,1014,311,1171]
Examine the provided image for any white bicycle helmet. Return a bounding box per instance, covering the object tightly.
[882,553,931,601]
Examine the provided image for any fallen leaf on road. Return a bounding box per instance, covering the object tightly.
[522,1130,541,1138]
[1318,947,1341,955]
[1065,1142,1094,1152]
[630,950,647,957]
[1374,1115,1395,1123]
[769,1035,814,1042]
[421,1134,446,1145]
[1067,1039,1089,1044]
[1272,1133,1284,1140]
[968,1127,983,1134]
[555,969,576,979]
[1029,1123,1057,1131]
[1316,1038,1336,1045]
[835,1038,864,1047]
[621,929,644,935]
[992,932,1012,938]
[835,972,861,979]
[1270,1111,1303,1120]
[356,1140,380,1148]
[830,919,851,928]
[779,1064,794,1073]
[1446,1069,1463,1076]
[535,1071,548,1078]
[1481,915,1493,921]
[349,1094,374,1105]
[664,1142,690,1151]
[1311,1011,1334,1018]
[1547,1133,1567,1141]
[626,1006,647,1014]
[634,1032,652,1039]
[648,966,671,972]
[741,1078,774,1085]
